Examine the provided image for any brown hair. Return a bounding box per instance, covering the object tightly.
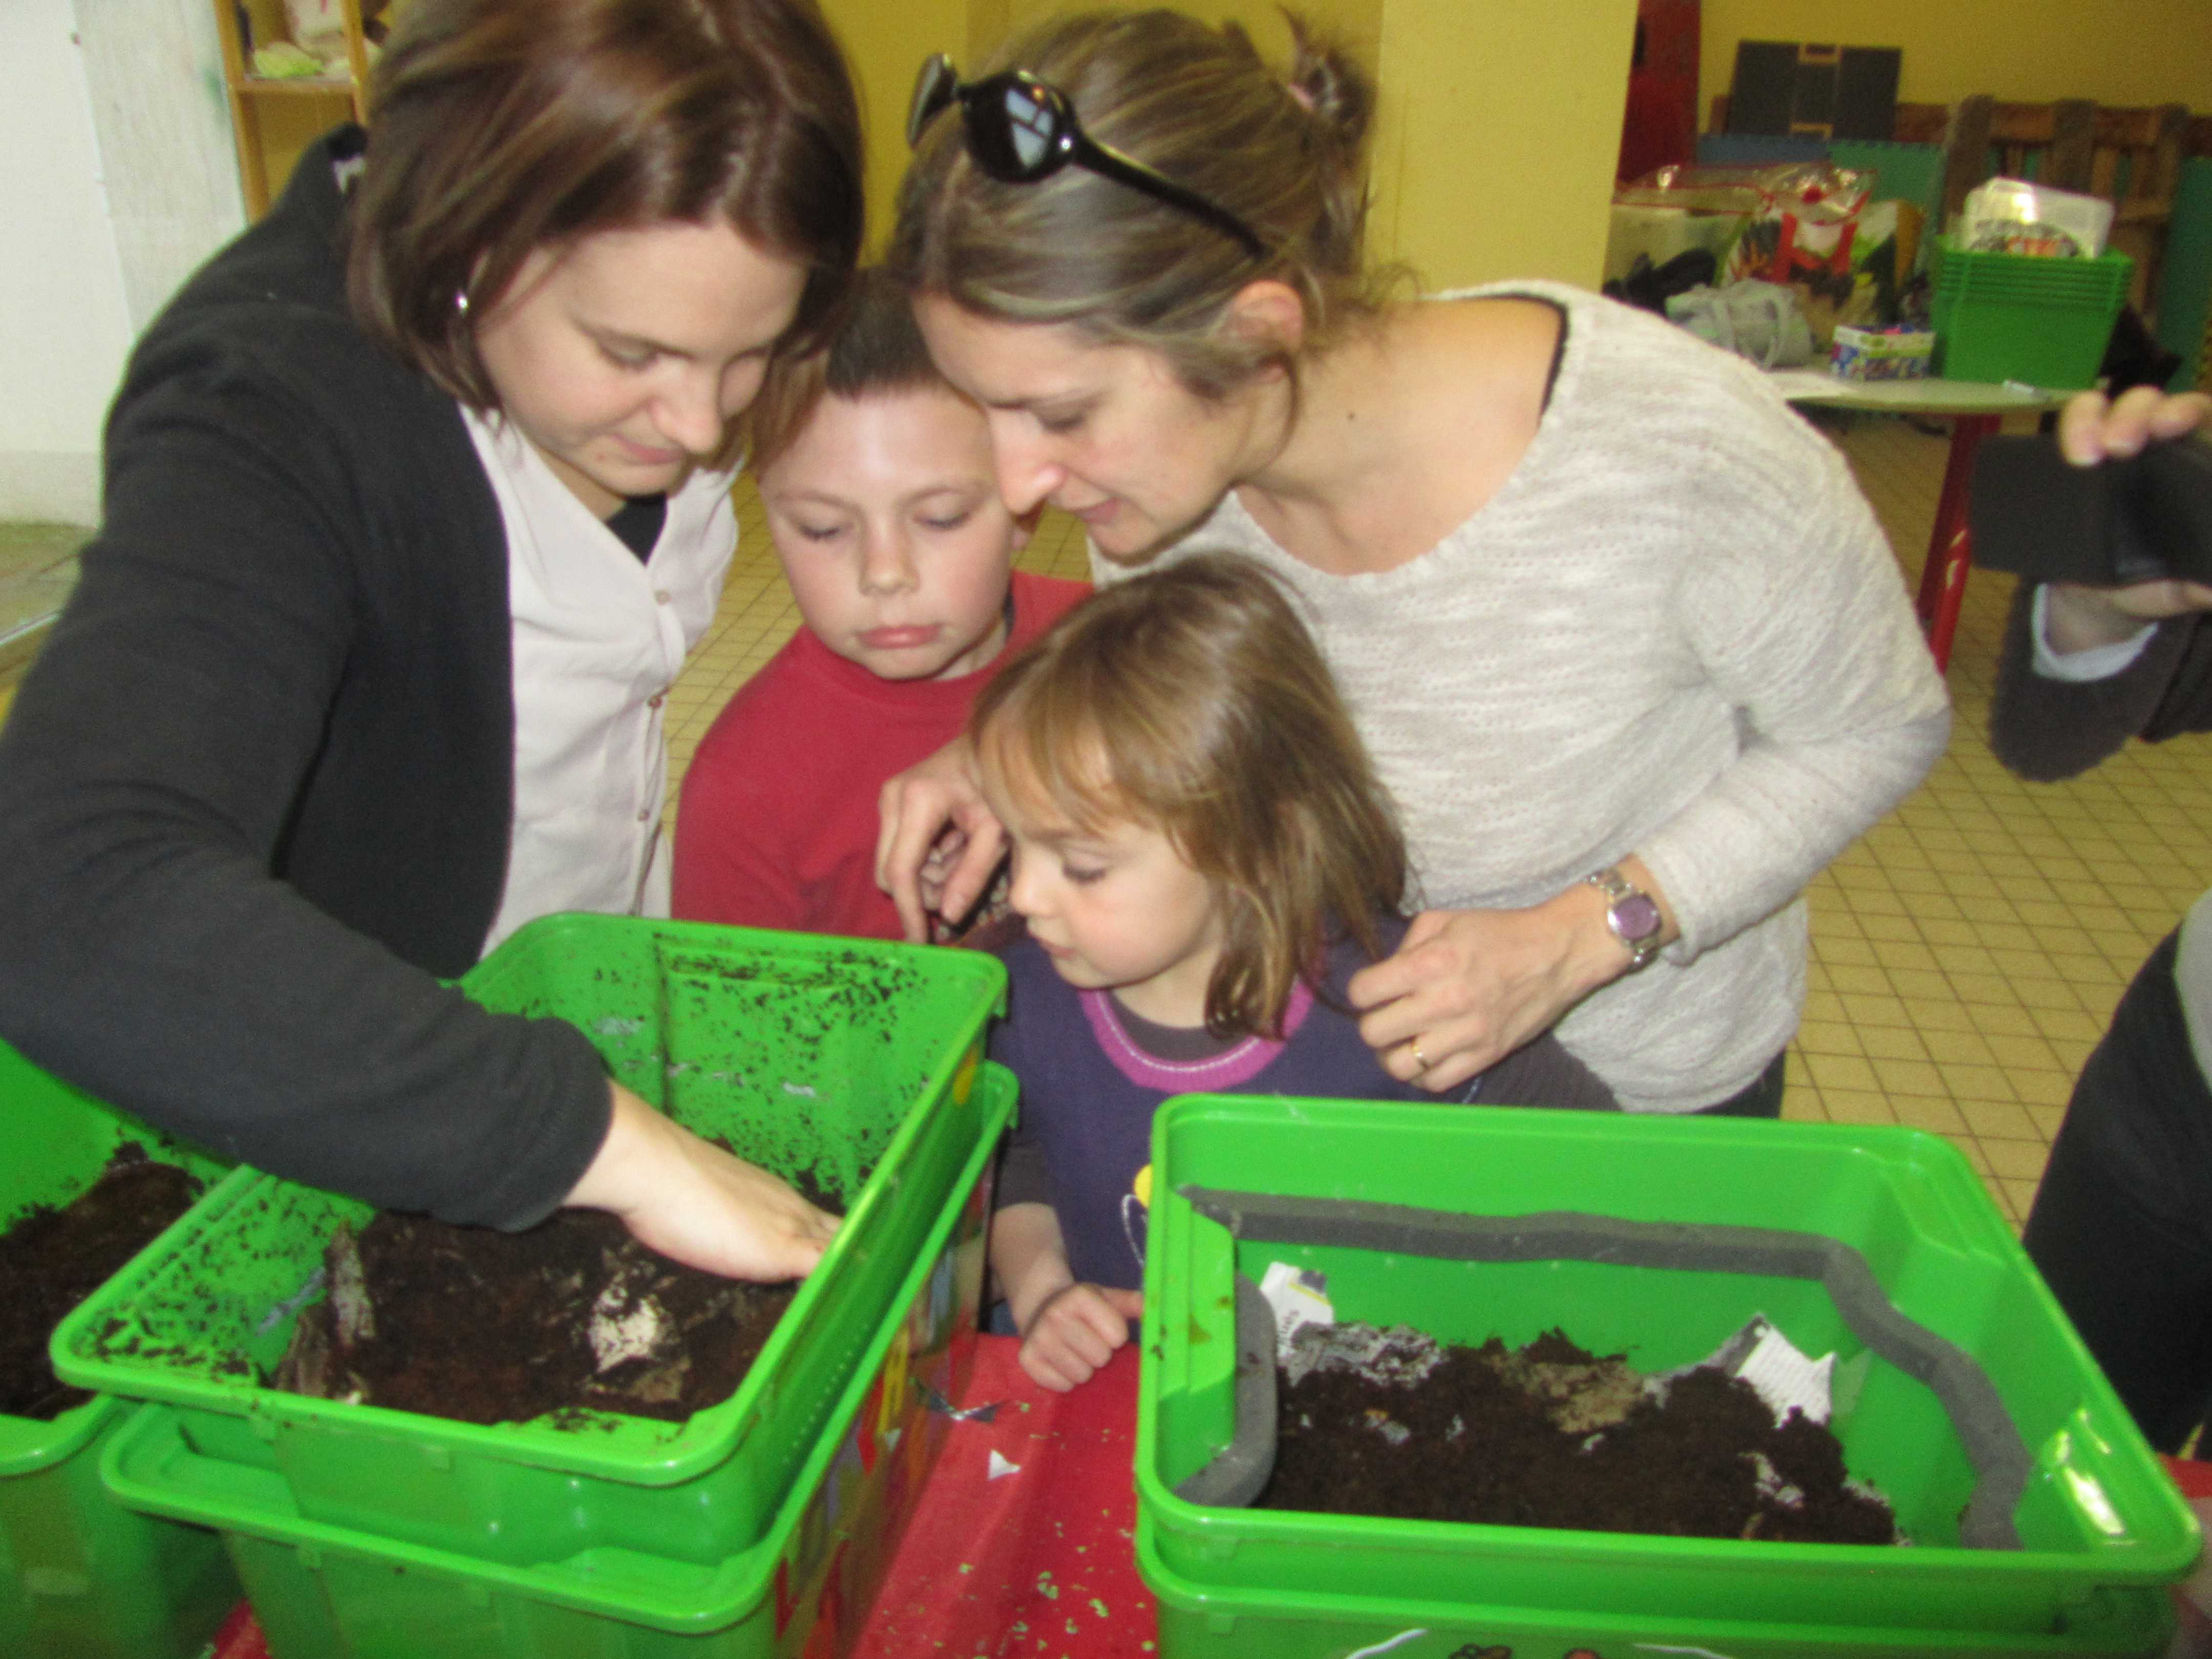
[348,0,862,458]
[744,267,951,474]
[887,8,1405,402]
[971,552,1407,1039]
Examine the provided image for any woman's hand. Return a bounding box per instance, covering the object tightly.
[2044,387,2212,654]
[875,734,1006,943]
[1348,859,1676,1093]
[564,1081,839,1280]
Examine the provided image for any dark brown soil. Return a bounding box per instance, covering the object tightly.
[1261,1326,1898,1544]
[276,1208,798,1427]
[0,1147,204,1420]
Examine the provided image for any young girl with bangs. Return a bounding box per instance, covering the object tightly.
[973,553,1614,1392]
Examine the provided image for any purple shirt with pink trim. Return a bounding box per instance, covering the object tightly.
[988,916,1615,1291]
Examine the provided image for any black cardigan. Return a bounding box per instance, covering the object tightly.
[0,131,609,1227]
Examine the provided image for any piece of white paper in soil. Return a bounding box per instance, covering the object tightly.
[1260,1262,1834,1428]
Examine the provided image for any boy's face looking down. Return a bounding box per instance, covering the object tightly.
[760,386,1025,681]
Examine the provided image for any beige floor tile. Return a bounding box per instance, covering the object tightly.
[1890,1095,1969,1135]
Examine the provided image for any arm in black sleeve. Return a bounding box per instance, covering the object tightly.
[1989,583,2212,783]
[0,351,609,1229]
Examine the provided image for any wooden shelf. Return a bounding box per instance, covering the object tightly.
[212,0,373,218]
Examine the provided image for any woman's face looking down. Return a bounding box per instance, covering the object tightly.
[913,293,1280,565]
[476,219,809,518]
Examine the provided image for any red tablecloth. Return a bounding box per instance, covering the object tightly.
[854,1336,1153,1656]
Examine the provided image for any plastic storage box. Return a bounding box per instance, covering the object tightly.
[1930,240,2134,389]
[52,914,1006,1570]
[1138,1096,2202,1659]
[98,1065,1011,1657]
[0,1039,239,1659]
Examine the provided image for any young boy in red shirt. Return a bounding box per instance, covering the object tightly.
[672,273,1087,939]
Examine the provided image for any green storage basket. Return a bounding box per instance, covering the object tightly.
[52,914,1005,1571]
[96,1066,1011,1657]
[1138,1097,2202,1659]
[1930,240,2134,390]
[1,1039,239,1659]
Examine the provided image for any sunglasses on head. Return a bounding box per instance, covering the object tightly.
[906,52,1267,261]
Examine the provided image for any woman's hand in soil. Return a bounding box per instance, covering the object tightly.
[1349,860,1676,1094]
[1017,1283,1144,1393]
[565,1083,840,1281]
[876,734,1005,943]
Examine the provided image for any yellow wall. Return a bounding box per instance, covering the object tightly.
[1372,0,1635,288]
[1699,1,2212,120]
[829,0,1631,286]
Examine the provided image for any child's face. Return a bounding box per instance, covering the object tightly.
[980,748,1225,1029]
[760,386,1024,681]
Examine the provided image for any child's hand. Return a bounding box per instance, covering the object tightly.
[1017,1283,1144,1392]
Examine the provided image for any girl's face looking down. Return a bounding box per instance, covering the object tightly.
[760,386,1022,682]
[980,746,1226,1029]
[913,295,1278,564]
[476,220,808,519]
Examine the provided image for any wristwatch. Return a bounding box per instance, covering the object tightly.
[1586,865,1663,971]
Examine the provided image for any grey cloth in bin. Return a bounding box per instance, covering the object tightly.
[1173,1188,2032,1549]
[1171,1273,1279,1507]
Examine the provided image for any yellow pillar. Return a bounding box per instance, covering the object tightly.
[1369,0,1635,289]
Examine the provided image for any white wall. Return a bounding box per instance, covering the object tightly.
[0,0,241,526]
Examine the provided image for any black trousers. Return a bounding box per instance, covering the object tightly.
[1694,1049,1788,1118]
[2023,930,2212,1457]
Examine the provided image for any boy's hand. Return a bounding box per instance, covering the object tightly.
[1017,1283,1144,1392]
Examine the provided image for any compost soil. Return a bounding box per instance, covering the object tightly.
[0,1147,204,1420]
[278,1207,803,1427]
[1261,1326,1898,1544]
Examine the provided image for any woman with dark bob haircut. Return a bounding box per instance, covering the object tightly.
[0,0,862,1279]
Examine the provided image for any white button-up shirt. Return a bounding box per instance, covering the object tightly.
[462,410,736,954]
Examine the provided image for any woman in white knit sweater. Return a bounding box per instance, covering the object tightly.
[877,9,1949,1115]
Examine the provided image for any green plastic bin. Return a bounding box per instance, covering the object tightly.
[98,1065,1009,1657]
[0,1039,239,1659]
[52,915,1006,1571]
[1930,239,2134,389]
[1138,1096,2202,1658]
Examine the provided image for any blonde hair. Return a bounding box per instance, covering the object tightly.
[971,552,1407,1039]
[887,8,1407,401]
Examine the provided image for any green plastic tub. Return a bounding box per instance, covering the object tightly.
[1930,240,2134,389]
[52,914,1006,1571]
[99,1065,1008,1658]
[0,1039,239,1659]
[1138,1096,2202,1658]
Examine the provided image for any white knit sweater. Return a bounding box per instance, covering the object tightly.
[1115,282,1951,1112]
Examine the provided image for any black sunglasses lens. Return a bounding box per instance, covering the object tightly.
[963,75,1069,182]
[906,54,959,149]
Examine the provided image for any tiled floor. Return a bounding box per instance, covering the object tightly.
[0,522,86,707]
[664,412,2212,1235]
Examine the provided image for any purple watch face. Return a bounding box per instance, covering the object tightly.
[1614,893,1662,943]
